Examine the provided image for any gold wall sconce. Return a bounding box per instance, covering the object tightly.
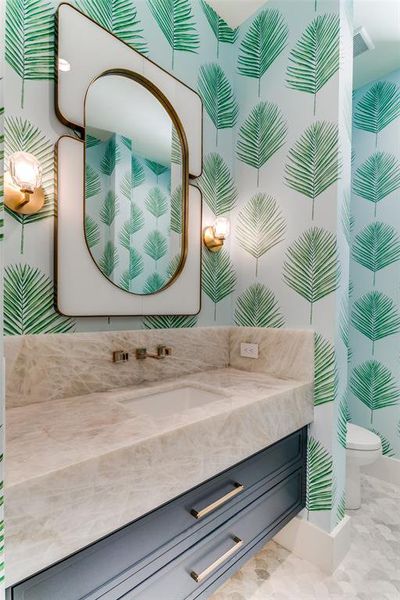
[5,151,45,215]
[203,217,231,252]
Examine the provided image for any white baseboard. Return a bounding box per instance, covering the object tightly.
[273,514,351,573]
[362,455,400,486]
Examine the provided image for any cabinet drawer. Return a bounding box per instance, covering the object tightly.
[9,429,306,600]
[117,469,304,599]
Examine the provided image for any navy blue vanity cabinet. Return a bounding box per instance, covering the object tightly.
[8,427,307,600]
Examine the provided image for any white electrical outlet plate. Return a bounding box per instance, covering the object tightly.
[240,342,259,359]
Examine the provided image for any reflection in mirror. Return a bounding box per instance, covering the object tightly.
[84,73,185,294]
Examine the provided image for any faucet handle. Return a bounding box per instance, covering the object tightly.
[157,344,172,357]
[135,347,147,360]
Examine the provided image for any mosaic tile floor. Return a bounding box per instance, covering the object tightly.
[210,475,400,600]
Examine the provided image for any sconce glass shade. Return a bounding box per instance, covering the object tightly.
[203,217,231,252]
[214,217,230,240]
[9,151,42,193]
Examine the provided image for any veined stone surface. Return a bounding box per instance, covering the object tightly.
[5,327,231,408]
[4,326,315,408]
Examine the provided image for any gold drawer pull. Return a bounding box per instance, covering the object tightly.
[190,483,244,520]
[190,536,243,583]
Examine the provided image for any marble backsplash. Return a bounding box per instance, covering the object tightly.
[230,327,314,382]
[5,327,314,408]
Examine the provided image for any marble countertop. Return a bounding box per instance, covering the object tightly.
[6,367,313,587]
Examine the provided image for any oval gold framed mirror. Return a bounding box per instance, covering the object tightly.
[84,70,189,295]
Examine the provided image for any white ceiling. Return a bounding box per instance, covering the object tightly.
[353,0,400,89]
[207,0,400,90]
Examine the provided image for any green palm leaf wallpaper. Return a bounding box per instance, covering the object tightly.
[131,156,146,188]
[284,228,340,323]
[85,216,100,249]
[237,101,287,186]
[144,230,168,263]
[337,396,348,448]
[120,157,146,199]
[120,173,132,201]
[350,71,400,457]
[170,186,183,234]
[120,248,144,291]
[85,131,174,294]
[124,246,145,280]
[352,222,400,285]
[4,264,75,334]
[200,0,238,57]
[143,272,165,294]
[171,128,182,165]
[306,437,333,514]
[144,160,169,179]
[121,136,132,151]
[287,14,339,115]
[314,334,338,406]
[237,9,288,97]
[353,81,400,146]
[197,153,237,216]
[77,0,147,53]
[99,191,119,227]
[119,203,145,249]
[234,283,285,328]
[167,254,181,279]
[351,291,400,355]
[198,63,238,145]
[339,284,352,364]
[340,191,354,247]
[5,0,55,108]
[285,121,340,219]
[143,314,197,328]
[145,187,168,221]
[85,165,101,199]
[202,248,236,320]
[86,134,101,149]
[336,493,346,526]
[3,0,354,532]
[350,361,399,424]
[236,193,286,276]
[100,137,121,176]
[372,429,394,457]
[148,0,199,68]
[99,241,119,277]
[352,152,400,216]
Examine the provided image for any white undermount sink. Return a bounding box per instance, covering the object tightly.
[120,385,225,418]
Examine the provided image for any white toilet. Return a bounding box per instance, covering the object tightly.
[345,423,381,510]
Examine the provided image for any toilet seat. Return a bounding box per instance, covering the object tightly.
[346,423,381,451]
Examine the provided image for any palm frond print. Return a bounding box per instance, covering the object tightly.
[284,228,340,324]
[353,80,400,146]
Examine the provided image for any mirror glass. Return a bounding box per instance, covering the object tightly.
[84,73,185,295]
